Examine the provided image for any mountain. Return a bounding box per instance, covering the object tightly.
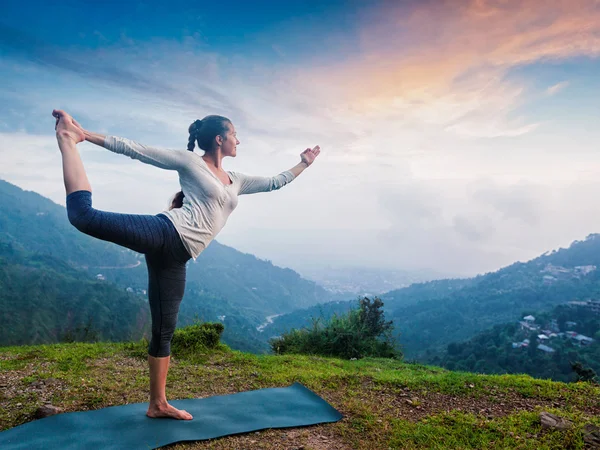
[429,302,600,382]
[388,236,600,359]
[0,242,148,346]
[266,235,600,360]
[0,179,336,352]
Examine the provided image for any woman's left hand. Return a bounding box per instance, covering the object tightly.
[300,145,320,167]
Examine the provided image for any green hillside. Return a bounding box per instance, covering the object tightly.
[430,303,600,383]
[268,235,600,360]
[0,242,148,346]
[389,236,600,359]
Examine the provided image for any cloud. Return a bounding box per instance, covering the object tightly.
[2,2,600,277]
[452,215,495,242]
[0,24,241,117]
[297,0,600,138]
[367,176,600,275]
[470,181,543,226]
[546,81,570,95]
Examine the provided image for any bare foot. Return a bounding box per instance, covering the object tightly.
[146,402,193,420]
[53,109,85,144]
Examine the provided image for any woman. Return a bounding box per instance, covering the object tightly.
[53,109,320,420]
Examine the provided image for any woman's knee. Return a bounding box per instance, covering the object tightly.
[148,331,174,358]
[66,190,93,231]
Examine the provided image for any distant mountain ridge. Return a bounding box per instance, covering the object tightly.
[299,266,452,296]
[268,235,600,359]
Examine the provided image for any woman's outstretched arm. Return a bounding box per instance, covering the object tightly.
[81,129,191,171]
[81,130,107,147]
[235,145,320,195]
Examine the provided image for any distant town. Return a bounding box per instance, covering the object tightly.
[513,299,599,353]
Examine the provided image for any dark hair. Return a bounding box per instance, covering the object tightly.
[169,115,232,210]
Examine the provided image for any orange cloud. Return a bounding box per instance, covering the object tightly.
[303,0,600,137]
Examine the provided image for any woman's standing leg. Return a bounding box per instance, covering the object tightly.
[145,243,192,420]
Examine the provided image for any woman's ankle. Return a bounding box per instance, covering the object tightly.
[149,398,169,408]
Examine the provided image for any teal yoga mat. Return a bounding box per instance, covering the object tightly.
[0,382,343,449]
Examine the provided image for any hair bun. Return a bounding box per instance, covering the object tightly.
[188,119,203,135]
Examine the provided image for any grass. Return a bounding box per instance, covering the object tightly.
[1,337,599,449]
[387,408,600,449]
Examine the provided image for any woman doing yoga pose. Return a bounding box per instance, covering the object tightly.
[53,109,320,420]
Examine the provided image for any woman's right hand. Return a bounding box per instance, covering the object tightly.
[300,145,321,167]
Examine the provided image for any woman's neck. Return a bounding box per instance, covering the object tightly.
[202,151,224,170]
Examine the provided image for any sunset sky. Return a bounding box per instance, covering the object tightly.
[2,0,600,276]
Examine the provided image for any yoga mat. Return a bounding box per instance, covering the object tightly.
[0,382,343,449]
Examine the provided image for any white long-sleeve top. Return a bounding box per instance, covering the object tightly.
[104,136,296,259]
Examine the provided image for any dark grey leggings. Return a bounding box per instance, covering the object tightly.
[66,190,191,357]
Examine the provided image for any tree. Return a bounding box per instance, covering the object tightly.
[358,297,394,338]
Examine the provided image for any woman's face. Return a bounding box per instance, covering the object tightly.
[220,123,240,157]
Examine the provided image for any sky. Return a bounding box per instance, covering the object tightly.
[2,0,600,277]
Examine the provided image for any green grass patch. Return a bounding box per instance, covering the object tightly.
[1,331,599,448]
[389,410,600,450]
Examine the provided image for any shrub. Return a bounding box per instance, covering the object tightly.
[171,322,225,358]
[270,297,402,360]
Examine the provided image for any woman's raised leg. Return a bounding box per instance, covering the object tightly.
[53,109,91,195]
[54,110,170,255]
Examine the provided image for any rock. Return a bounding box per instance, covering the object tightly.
[583,424,600,448]
[539,412,573,430]
[34,405,63,419]
[406,397,420,406]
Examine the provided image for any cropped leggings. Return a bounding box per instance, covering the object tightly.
[66,190,191,357]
